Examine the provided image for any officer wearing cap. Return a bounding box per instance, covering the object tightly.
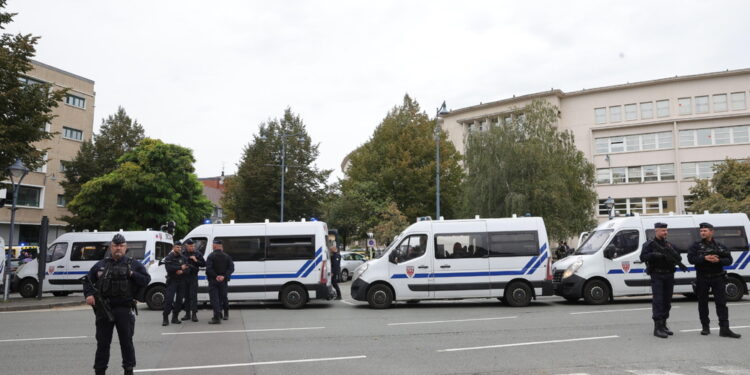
[640,222,687,338]
[84,233,150,375]
[206,239,234,324]
[688,222,741,338]
[180,238,205,322]
[161,240,189,326]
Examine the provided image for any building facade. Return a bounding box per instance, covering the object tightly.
[1,60,95,244]
[441,69,750,224]
[198,173,227,223]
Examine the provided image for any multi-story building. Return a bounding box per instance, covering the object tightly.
[441,68,750,225]
[198,172,227,223]
[1,60,95,244]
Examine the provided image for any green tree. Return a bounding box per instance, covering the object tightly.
[0,0,65,177]
[461,99,597,240]
[324,181,383,249]
[689,159,750,216]
[344,94,464,221]
[372,202,409,247]
[64,138,212,237]
[61,107,145,201]
[222,108,331,222]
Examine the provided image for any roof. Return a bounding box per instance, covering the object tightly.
[30,59,95,84]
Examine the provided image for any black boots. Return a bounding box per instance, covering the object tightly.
[653,320,668,338]
[181,311,191,321]
[209,317,221,324]
[124,367,134,375]
[191,312,198,322]
[162,314,169,326]
[701,324,711,335]
[223,309,229,320]
[661,320,674,336]
[171,313,181,324]
[719,326,742,339]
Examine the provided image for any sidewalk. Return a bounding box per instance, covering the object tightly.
[0,293,86,312]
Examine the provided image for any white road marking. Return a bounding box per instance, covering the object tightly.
[626,370,684,375]
[727,302,750,307]
[703,365,750,374]
[570,307,680,315]
[388,316,517,326]
[0,305,89,314]
[438,335,619,352]
[0,335,88,343]
[133,355,367,372]
[680,325,750,333]
[340,300,356,306]
[162,326,325,335]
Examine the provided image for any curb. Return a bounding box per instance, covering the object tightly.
[0,300,86,312]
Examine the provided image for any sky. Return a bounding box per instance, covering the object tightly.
[7,1,750,181]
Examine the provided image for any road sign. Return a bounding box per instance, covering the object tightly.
[367,239,376,247]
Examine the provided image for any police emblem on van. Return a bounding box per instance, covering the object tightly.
[406,266,415,278]
[621,262,630,273]
[47,266,55,275]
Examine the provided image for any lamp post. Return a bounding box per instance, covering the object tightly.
[262,132,305,222]
[435,101,449,220]
[3,159,29,301]
[605,196,615,221]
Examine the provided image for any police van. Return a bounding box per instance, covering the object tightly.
[350,216,554,308]
[13,230,173,298]
[552,213,750,304]
[144,220,334,310]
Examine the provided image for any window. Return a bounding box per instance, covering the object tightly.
[606,230,640,258]
[679,130,695,147]
[391,234,428,263]
[65,95,85,108]
[266,236,314,260]
[597,169,611,184]
[63,127,83,141]
[435,233,488,259]
[627,166,641,183]
[34,153,48,173]
[609,106,622,122]
[611,168,626,183]
[155,241,174,261]
[595,138,609,154]
[678,97,692,115]
[657,131,673,149]
[696,128,712,146]
[656,100,670,117]
[125,241,147,261]
[646,228,697,253]
[640,102,653,119]
[659,164,675,181]
[731,92,746,110]
[46,243,68,263]
[488,231,539,257]
[599,197,675,216]
[683,195,695,213]
[71,242,109,261]
[734,126,749,143]
[661,196,676,213]
[219,236,266,261]
[643,165,658,182]
[714,127,731,145]
[695,95,710,113]
[625,135,639,151]
[714,226,749,252]
[629,198,643,214]
[594,108,606,124]
[609,136,624,153]
[16,186,42,207]
[712,94,726,112]
[697,161,716,179]
[682,161,721,180]
[595,131,672,154]
[59,161,67,172]
[18,76,45,86]
[641,133,656,150]
[57,194,66,207]
[645,197,661,214]
[680,126,750,147]
[624,104,637,121]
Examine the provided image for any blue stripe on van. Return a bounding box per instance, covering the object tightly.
[526,252,548,275]
[740,251,750,270]
[196,247,324,280]
[301,256,323,277]
[728,251,748,270]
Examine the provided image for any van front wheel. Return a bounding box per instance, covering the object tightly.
[504,282,532,307]
[367,284,393,309]
[725,276,745,302]
[281,284,308,309]
[145,285,166,310]
[18,278,38,298]
[583,279,610,305]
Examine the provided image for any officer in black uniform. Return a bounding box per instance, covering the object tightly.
[84,233,150,375]
[162,241,189,326]
[206,239,234,324]
[180,238,206,322]
[639,222,687,338]
[688,222,741,338]
[330,245,342,300]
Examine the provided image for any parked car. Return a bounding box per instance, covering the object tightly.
[339,251,367,281]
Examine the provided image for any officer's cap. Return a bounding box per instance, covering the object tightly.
[173,240,182,246]
[184,239,194,245]
[112,233,127,244]
[654,222,668,229]
[213,239,223,245]
[699,222,714,229]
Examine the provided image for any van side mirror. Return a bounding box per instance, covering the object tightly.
[388,252,398,264]
[603,245,616,259]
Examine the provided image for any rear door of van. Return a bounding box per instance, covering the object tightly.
[264,226,322,298]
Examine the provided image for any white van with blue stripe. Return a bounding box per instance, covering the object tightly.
[13,230,172,298]
[552,213,750,304]
[144,221,334,310]
[351,217,554,308]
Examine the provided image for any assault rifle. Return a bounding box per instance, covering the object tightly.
[83,275,114,322]
[651,240,688,272]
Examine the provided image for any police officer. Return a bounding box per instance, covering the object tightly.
[180,238,205,322]
[84,233,150,375]
[639,222,687,338]
[162,241,189,326]
[329,245,342,300]
[687,222,741,338]
[206,239,234,324]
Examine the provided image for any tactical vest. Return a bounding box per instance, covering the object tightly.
[99,259,133,299]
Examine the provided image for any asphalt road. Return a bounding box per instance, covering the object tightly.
[0,282,748,375]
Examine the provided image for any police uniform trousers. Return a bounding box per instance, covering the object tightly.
[94,305,136,371]
[696,273,729,326]
[163,278,186,316]
[183,275,199,313]
[650,272,674,320]
[208,279,229,318]
[331,272,342,299]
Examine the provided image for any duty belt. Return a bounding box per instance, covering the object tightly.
[697,271,726,279]
[651,268,675,274]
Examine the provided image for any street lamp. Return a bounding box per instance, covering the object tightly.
[604,196,615,220]
[435,101,449,220]
[261,132,306,222]
[3,159,29,301]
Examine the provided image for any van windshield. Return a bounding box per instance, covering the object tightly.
[575,229,612,255]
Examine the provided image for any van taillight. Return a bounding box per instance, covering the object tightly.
[320,260,328,284]
[546,256,552,281]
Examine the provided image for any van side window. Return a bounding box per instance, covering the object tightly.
[46,243,67,262]
[71,242,109,261]
[155,241,173,260]
[189,237,208,255]
[392,234,428,263]
[713,226,749,252]
[488,231,539,257]
[266,236,314,260]
[217,236,265,261]
[125,241,147,261]
[435,233,488,259]
[607,230,639,258]
[645,228,697,253]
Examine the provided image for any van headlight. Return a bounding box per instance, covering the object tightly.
[562,259,583,279]
[353,263,369,281]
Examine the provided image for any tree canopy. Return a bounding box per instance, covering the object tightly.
[689,159,750,216]
[64,138,212,237]
[461,99,597,240]
[0,0,65,177]
[222,108,331,222]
